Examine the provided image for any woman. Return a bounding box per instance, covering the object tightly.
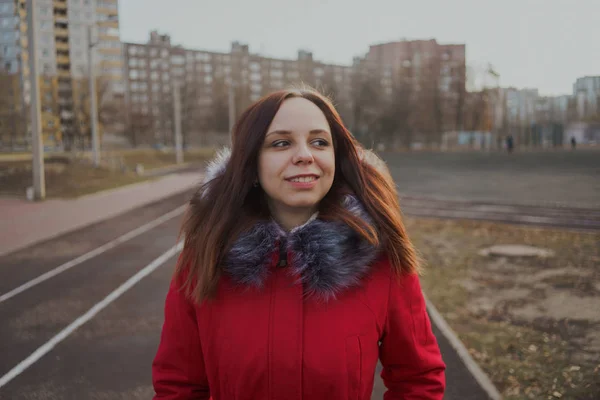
[152,88,446,399]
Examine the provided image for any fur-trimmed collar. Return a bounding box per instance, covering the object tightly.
[202,147,381,300]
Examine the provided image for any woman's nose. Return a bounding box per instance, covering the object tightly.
[292,145,314,164]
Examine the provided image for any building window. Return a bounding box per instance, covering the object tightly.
[171,55,185,65]
[195,52,210,61]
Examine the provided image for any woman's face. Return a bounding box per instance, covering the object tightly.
[258,97,335,217]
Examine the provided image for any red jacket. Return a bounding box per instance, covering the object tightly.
[152,253,445,399]
[153,183,444,399]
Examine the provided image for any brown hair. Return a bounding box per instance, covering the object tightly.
[177,87,419,303]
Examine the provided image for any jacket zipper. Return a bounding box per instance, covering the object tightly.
[277,238,287,267]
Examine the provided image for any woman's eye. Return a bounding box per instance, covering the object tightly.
[312,139,330,147]
[271,140,289,148]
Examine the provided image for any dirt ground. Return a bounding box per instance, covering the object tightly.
[405,216,600,399]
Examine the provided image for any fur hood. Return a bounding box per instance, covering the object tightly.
[201,147,384,300]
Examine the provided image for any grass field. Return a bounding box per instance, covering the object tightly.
[0,148,215,198]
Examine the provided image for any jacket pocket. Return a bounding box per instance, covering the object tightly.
[346,336,362,400]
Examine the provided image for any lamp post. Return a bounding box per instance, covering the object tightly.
[26,0,45,200]
[87,24,99,166]
[228,80,236,134]
[87,15,118,167]
[173,83,183,164]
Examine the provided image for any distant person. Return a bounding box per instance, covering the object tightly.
[571,136,577,150]
[506,135,514,153]
[152,88,446,399]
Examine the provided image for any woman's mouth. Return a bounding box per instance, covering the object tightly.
[285,175,320,188]
[287,176,318,183]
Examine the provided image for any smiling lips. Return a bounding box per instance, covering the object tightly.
[285,174,320,187]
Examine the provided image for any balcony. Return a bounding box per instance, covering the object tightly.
[54,27,68,38]
[54,15,68,25]
[58,69,71,79]
[55,41,69,51]
[56,55,70,65]
[54,1,67,11]
[58,97,73,106]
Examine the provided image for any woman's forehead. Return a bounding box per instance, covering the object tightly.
[268,98,329,132]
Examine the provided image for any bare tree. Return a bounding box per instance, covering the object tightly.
[350,67,383,146]
[125,109,154,147]
[211,75,230,134]
[72,77,125,149]
[0,60,27,150]
[378,77,413,150]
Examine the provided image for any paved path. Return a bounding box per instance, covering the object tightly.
[383,149,600,210]
[0,171,203,257]
[0,191,495,399]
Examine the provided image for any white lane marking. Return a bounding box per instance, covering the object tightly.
[0,242,183,389]
[0,205,186,304]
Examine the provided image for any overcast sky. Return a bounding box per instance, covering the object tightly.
[118,0,599,97]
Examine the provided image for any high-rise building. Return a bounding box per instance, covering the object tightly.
[0,0,124,151]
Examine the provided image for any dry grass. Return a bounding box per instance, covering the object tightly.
[0,148,215,199]
[109,148,215,171]
[0,157,151,198]
[405,217,600,399]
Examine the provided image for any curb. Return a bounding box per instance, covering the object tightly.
[425,295,503,400]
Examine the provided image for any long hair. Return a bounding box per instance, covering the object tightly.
[177,87,419,303]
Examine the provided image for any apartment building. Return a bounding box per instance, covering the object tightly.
[123,32,353,147]
[0,0,123,150]
[573,76,600,120]
[360,39,467,133]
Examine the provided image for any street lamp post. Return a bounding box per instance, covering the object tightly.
[87,15,118,167]
[228,81,236,134]
[26,0,45,200]
[87,25,100,167]
[173,83,183,164]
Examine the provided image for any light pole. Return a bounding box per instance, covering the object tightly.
[228,81,236,134]
[26,0,45,200]
[172,83,183,164]
[87,25,100,167]
[87,15,118,167]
